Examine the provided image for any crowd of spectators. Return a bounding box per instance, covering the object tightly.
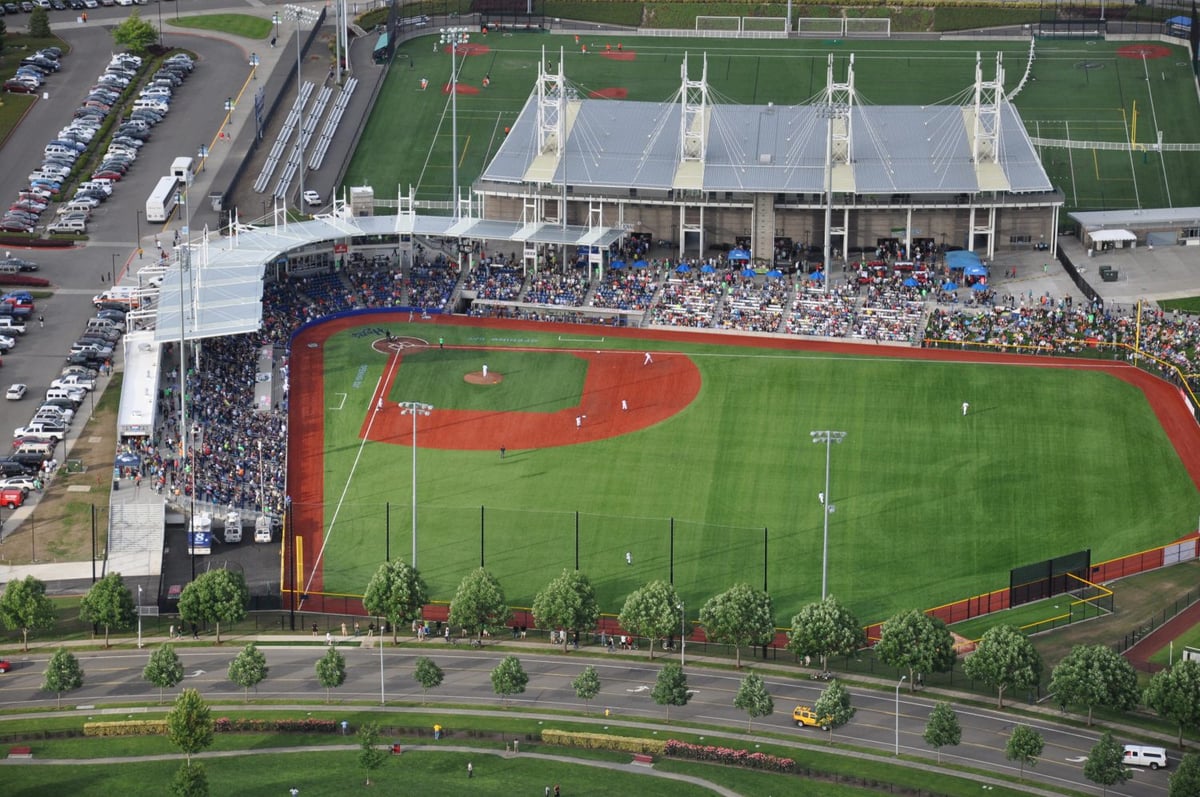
[591,267,660,310]
[462,262,524,301]
[407,254,461,310]
[785,285,856,337]
[717,276,790,332]
[647,272,721,327]
[525,269,590,306]
[853,284,927,342]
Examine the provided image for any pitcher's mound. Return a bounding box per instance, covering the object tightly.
[466,371,503,385]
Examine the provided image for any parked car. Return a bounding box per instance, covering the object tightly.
[5,384,25,400]
[0,486,25,508]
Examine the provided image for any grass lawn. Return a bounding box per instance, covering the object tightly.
[347,35,1200,212]
[948,593,1101,641]
[169,13,274,39]
[1157,297,1200,314]
[314,322,1198,626]
[1148,621,1200,666]
[0,749,727,796]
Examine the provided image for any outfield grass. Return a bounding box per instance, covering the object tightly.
[170,13,273,39]
[1149,622,1200,666]
[314,323,1198,626]
[1157,297,1200,314]
[347,35,1200,213]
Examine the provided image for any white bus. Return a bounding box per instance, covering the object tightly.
[144,175,179,223]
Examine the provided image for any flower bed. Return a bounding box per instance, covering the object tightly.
[663,739,795,773]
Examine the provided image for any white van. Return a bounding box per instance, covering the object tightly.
[16,441,56,458]
[47,217,87,234]
[132,99,169,113]
[45,388,81,403]
[1122,745,1168,770]
[224,508,242,543]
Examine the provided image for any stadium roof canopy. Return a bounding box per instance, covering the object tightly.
[151,212,624,343]
[482,94,1054,195]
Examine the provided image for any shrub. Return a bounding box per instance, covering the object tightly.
[84,720,168,737]
[541,729,666,755]
[664,739,795,772]
[84,717,336,737]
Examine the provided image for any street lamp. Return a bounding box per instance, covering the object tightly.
[398,402,433,568]
[678,603,686,667]
[440,27,469,217]
[284,4,320,210]
[224,97,234,125]
[135,209,142,259]
[109,252,117,284]
[137,584,143,648]
[249,53,260,80]
[198,144,209,173]
[894,675,906,755]
[273,12,280,42]
[257,440,264,512]
[810,430,846,600]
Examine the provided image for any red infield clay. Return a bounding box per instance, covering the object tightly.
[288,315,1200,612]
[1117,44,1171,59]
[589,87,629,99]
[600,51,636,61]
[443,43,490,56]
[443,83,481,95]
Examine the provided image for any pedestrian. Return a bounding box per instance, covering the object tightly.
[576,415,582,430]
[643,352,653,365]
[341,622,348,639]
[621,399,628,411]
[38,314,44,328]
[467,762,473,778]
[818,491,824,505]
[499,446,506,458]
[554,786,560,797]
[545,787,551,797]
[439,336,444,349]
[169,624,176,639]
[270,36,276,47]
[312,622,319,637]
[376,397,383,411]
[326,631,333,646]
[513,739,519,754]
[482,364,488,378]
[355,622,361,636]
[191,622,199,639]
[962,401,969,416]
[625,551,632,565]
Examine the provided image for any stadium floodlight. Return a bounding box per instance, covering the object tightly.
[440,27,470,218]
[810,430,847,600]
[284,4,321,210]
[894,675,906,755]
[399,401,434,568]
[678,602,686,667]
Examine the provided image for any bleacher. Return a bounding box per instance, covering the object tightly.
[309,78,358,171]
[252,81,315,196]
[716,279,789,332]
[273,85,333,199]
[784,286,856,337]
[647,275,720,328]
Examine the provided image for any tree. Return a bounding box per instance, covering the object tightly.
[0,575,57,651]
[111,10,157,53]
[168,688,213,764]
[962,624,1042,708]
[447,568,509,642]
[227,642,269,701]
[42,647,83,708]
[490,655,528,708]
[785,595,866,672]
[362,560,428,644]
[1083,731,1132,795]
[532,569,600,653]
[79,572,136,648]
[1170,752,1200,797]
[572,665,601,714]
[413,656,444,705]
[170,762,209,797]
[922,701,961,763]
[733,672,774,731]
[651,662,691,722]
[1005,724,1044,781]
[1049,644,1139,726]
[177,568,249,644]
[618,580,680,660]
[357,722,388,786]
[874,609,957,691]
[315,646,346,703]
[143,644,185,704]
[812,679,855,744]
[27,5,50,37]
[699,583,775,669]
[1143,659,1200,747]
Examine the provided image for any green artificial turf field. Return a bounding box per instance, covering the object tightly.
[344,34,1200,213]
[313,323,1199,626]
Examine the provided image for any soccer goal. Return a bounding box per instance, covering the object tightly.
[844,17,892,37]
[795,17,844,36]
[696,15,741,33]
[742,16,788,33]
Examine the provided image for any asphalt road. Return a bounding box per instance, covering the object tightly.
[0,643,1175,797]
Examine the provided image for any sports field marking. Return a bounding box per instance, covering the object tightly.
[558,335,606,343]
[329,392,347,410]
[1065,120,1079,206]
[1118,108,1142,207]
[302,355,403,598]
[1138,53,1174,206]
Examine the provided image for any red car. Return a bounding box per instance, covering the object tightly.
[0,487,24,509]
[3,80,38,94]
[0,660,11,673]
[90,170,123,182]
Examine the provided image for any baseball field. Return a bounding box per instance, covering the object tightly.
[345,34,1200,213]
[287,316,1200,627]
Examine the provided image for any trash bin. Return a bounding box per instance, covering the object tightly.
[391,743,402,755]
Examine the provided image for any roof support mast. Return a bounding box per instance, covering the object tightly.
[822,53,854,272]
[680,52,709,163]
[972,52,1003,167]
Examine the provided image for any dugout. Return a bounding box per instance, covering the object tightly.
[474,0,546,32]
[373,32,391,64]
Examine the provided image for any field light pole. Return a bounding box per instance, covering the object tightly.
[440,27,469,218]
[285,4,320,210]
[137,584,143,649]
[810,430,846,600]
[678,602,686,667]
[399,402,433,568]
[894,675,906,755]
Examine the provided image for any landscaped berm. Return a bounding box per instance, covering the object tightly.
[287,315,1200,628]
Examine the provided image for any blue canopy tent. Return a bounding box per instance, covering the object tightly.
[675,263,691,273]
[971,281,990,292]
[945,250,983,272]
[810,270,825,281]
[700,264,715,273]
[902,277,919,287]
[942,281,958,291]
[964,264,989,277]
[633,259,649,269]
[740,268,757,278]
[729,248,751,262]
[115,452,141,468]
[766,269,783,279]
[609,260,625,270]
